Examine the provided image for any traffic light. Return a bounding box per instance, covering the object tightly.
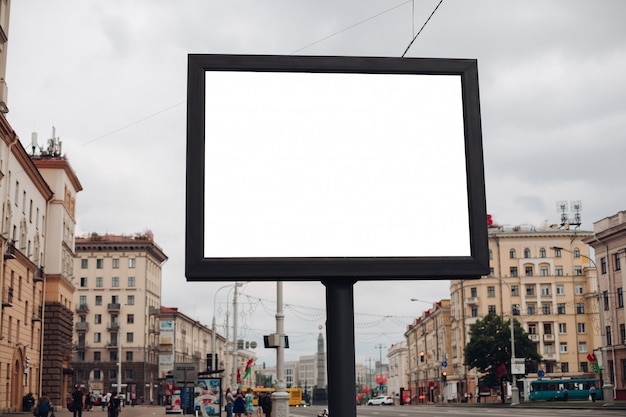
[441,371,447,383]
[419,351,425,362]
[487,214,493,226]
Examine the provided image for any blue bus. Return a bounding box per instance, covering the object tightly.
[529,378,602,401]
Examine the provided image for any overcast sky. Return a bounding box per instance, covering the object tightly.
[5,0,626,368]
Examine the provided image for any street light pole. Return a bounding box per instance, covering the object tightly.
[212,284,240,374]
[551,246,613,405]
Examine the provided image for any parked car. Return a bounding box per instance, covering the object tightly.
[367,395,393,405]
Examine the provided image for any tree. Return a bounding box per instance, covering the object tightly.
[464,314,541,394]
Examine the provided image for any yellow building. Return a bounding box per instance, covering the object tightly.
[449,226,601,400]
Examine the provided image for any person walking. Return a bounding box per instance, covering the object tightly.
[102,393,111,411]
[36,394,52,417]
[589,385,597,402]
[225,388,235,417]
[233,388,245,417]
[563,387,569,401]
[244,389,254,417]
[107,392,122,417]
[72,386,85,417]
[259,393,271,417]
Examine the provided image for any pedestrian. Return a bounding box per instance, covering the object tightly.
[107,392,121,417]
[72,385,85,417]
[102,393,111,411]
[244,388,254,417]
[589,385,597,402]
[563,387,569,401]
[87,392,95,411]
[36,394,52,417]
[233,388,245,417]
[225,388,235,417]
[130,392,136,407]
[260,393,271,417]
[256,393,262,417]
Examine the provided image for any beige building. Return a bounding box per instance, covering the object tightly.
[449,227,601,399]
[584,210,626,400]
[386,341,408,404]
[405,300,452,404]
[71,232,167,403]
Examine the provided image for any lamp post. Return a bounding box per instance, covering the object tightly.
[212,283,243,374]
[551,246,613,405]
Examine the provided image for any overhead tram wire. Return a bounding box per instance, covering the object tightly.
[401,0,444,57]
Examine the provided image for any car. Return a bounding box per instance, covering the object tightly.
[367,395,393,406]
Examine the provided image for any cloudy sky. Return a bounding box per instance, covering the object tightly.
[5,0,626,368]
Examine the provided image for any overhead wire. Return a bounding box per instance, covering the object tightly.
[401,0,444,57]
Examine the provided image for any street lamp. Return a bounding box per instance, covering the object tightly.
[551,246,613,405]
[212,284,242,374]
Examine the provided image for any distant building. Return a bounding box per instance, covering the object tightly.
[387,341,408,403]
[584,211,626,400]
[71,232,167,403]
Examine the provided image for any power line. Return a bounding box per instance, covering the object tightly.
[401,0,444,57]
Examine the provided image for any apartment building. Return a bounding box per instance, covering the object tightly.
[584,210,626,400]
[71,232,167,403]
[448,227,601,399]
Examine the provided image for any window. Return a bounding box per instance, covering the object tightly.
[574,266,582,276]
[614,253,621,271]
[601,257,607,274]
[110,369,117,380]
[125,369,133,379]
[80,277,88,287]
[77,351,85,361]
[112,258,120,269]
[525,266,533,276]
[557,303,566,314]
[575,285,583,295]
[470,287,477,297]
[112,277,119,288]
[543,323,552,334]
[489,249,492,260]
[94,351,101,362]
[559,323,567,334]
[539,248,546,258]
[129,258,136,268]
[94,370,101,380]
[127,295,135,305]
[580,362,588,372]
[556,284,564,295]
[511,285,519,296]
[126,351,133,361]
[541,285,550,296]
[96,259,104,269]
[81,259,88,269]
[471,306,478,317]
[79,295,87,308]
[603,291,610,310]
[554,247,562,258]
[128,276,136,287]
[488,267,494,277]
[488,305,496,314]
[127,314,134,324]
[526,285,535,296]
[110,351,118,362]
[561,362,569,372]
[95,295,102,306]
[487,286,495,297]
[555,266,563,276]
[576,303,585,314]
[527,304,536,315]
[573,248,581,258]
[96,277,103,288]
[540,266,549,276]
[524,248,531,258]
[509,249,516,259]
[94,332,101,343]
[510,267,518,277]
[542,303,551,315]
[607,326,612,345]
[94,314,102,324]
[126,332,134,343]
[528,323,537,334]
[512,304,520,315]
[620,323,625,344]
[545,344,553,354]
[618,288,624,308]
[577,322,586,334]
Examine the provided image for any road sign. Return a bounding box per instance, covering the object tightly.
[537,370,545,378]
[442,361,447,368]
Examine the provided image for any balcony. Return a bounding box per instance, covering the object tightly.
[2,286,14,307]
[107,342,119,350]
[76,322,89,331]
[31,315,42,323]
[107,303,121,312]
[543,352,556,360]
[107,322,120,331]
[149,324,159,334]
[543,334,555,342]
[149,306,161,316]
[529,334,539,342]
[76,303,89,313]
[465,297,479,305]
[75,342,88,351]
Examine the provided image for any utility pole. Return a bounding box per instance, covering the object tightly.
[375,344,385,394]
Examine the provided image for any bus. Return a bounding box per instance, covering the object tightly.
[251,387,303,406]
[529,378,602,401]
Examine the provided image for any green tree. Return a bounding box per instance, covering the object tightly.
[464,314,542,393]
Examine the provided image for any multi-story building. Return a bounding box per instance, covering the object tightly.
[405,300,452,404]
[449,226,601,400]
[71,232,167,403]
[387,341,408,404]
[584,210,626,400]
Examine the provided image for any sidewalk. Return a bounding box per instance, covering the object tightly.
[1,405,172,417]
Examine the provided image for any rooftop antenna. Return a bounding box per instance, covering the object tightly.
[551,200,582,230]
[31,132,38,156]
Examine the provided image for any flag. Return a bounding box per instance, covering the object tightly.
[243,358,254,380]
[496,363,507,378]
[236,368,242,385]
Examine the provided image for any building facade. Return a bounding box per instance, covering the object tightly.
[404,300,452,404]
[584,210,626,400]
[386,341,408,404]
[448,227,601,400]
[71,232,167,403]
